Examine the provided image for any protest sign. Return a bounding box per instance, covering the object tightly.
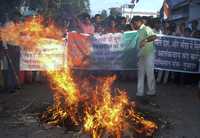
[155,35,200,73]
[67,31,138,70]
[20,39,65,71]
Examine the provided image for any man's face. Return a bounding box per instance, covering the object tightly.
[121,19,126,25]
[192,21,198,30]
[111,20,116,27]
[155,22,160,29]
[95,16,101,23]
[84,17,91,25]
[132,20,142,30]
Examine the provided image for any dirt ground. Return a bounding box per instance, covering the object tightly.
[0,73,200,138]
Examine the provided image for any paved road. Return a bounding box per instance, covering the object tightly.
[0,79,199,138]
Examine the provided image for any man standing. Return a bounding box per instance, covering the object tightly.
[131,17,157,97]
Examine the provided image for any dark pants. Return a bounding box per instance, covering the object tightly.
[4,45,20,92]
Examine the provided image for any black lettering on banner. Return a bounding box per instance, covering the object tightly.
[155,36,200,73]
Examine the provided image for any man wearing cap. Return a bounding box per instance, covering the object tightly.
[131,16,157,97]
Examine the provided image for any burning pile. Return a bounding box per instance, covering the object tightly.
[41,74,157,137]
[0,16,157,137]
[81,76,157,137]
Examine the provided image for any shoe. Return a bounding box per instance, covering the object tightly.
[146,91,156,96]
[136,92,144,97]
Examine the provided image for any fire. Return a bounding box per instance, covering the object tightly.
[0,15,158,137]
[47,69,79,106]
[0,16,63,48]
[82,76,157,137]
[83,76,127,137]
[37,43,80,125]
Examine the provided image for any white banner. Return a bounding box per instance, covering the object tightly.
[20,39,65,71]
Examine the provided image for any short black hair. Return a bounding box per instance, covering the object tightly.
[184,27,192,33]
[120,16,126,20]
[95,14,101,18]
[192,20,198,25]
[81,13,91,20]
[131,16,143,23]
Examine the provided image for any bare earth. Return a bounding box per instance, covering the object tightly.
[0,74,200,138]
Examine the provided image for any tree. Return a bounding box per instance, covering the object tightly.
[0,0,90,24]
[28,0,90,19]
[0,0,22,22]
[110,8,122,17]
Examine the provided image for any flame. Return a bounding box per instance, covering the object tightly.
[83,76,157,137]
[0,15,80,125]
[1,15,158,137]
[42,69,80,125]
[0,16,63,48]
[83,77,127,136]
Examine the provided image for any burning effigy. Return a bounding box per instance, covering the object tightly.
[0,16,157,138]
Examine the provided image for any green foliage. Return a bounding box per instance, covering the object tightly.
[110,8,121,17]
[28,0,90,19]
[0,0,22,21]
[0,0,90,23]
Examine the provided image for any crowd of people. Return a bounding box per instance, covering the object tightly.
[0,12,200,94]
[65,13,132,34]
[70,13,200,85]
[66,13,200,38]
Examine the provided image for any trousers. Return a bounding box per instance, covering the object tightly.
[137,53,156,96]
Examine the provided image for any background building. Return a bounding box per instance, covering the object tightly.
[121,4,158,18]
[166,0,200,25]
[121,4,158,19]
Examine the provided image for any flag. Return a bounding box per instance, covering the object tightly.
[163,0,170,19]
[131,0,139,4]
